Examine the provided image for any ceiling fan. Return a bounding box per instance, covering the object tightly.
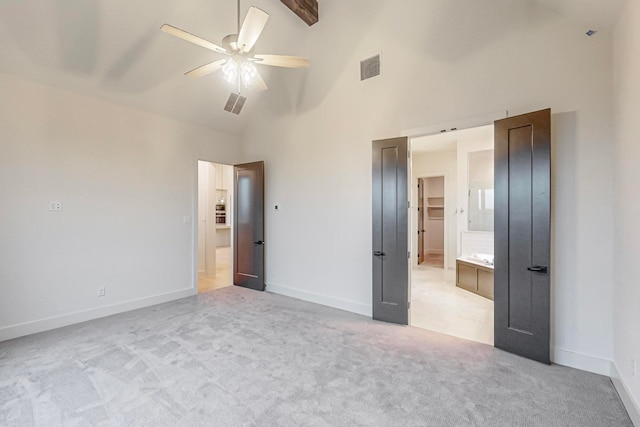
[161,1,310,113]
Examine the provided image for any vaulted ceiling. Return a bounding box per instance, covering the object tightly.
[0,0,627,135]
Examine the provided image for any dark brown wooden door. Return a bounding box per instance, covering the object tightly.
[372,137,409,325]
[417,179,425,265]
[494,109,551,364]
[233,161,265,291]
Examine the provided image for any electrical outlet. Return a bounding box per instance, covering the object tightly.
[97,287,106,297]
[49,201,63,212]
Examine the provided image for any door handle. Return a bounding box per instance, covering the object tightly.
[373,251,385,257]
[527,266,548,274]
[254,240,265,245]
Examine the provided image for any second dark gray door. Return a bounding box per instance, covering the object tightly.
[372,137,409,325]
[233,161,265,291]
[494,109,551,364]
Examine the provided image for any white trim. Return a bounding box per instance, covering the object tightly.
[194,159,236,293]
[552,346,613,376]
[0,288,196,342]
[266,283,372,317]
[193,160,201,291]
[401,111,508,138]
[551,349,639,424]
[611,364,640,426]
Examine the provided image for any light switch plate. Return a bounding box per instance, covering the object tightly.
[49,201,63,212]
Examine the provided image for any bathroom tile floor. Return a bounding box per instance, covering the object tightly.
[423,253,444,268]
[411,264,494,345]
[198,246,232,293]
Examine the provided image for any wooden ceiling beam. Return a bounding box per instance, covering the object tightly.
[281,0,319,26]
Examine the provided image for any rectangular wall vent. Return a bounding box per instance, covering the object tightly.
[231,96,246,115]
[224,93,247,115]
[360,54,381,81]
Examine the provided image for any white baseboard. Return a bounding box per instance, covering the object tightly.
[266,283,372,317]
[0,287,197,342]
[552,347,613,376]
[611,364,640,426]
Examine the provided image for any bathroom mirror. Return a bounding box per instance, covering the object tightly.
[468,149,494,232]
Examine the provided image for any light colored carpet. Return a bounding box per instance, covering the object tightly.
[0,287,632,426]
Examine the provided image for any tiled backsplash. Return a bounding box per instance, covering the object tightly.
[460,231,494,256]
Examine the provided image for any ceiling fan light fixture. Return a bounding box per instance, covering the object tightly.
[240,61,257,87]
[162,4,309,97]
[222,59,238,84]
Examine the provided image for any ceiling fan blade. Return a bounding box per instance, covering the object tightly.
[254,54,310,69]
[252,71,269,92]
[160,24,227,55]
[237,7,269,53]
[185,59,227,78]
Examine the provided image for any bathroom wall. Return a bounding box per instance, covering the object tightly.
[456,127,494,242]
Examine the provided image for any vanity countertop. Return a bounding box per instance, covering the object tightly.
[457,256,494,270]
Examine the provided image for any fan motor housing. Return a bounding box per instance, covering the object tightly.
[222,34,239,51]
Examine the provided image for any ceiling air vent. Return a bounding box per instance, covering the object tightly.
[360,54,381,81]
[224,93,247,115]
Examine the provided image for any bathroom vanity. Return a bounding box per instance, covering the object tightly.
[456,259,494,300]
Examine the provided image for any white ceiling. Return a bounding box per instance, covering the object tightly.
[0,0,626,135]
[533,0,626,31]
[0,0,313,134]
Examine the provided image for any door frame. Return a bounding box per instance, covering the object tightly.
[193,159,235,293]
[400,111,507,330]
[412,172,449,270]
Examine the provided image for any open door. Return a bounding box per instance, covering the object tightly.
[233,161,265,291]
[417,178,425,265]
[372,137,409,325]
[494,109,551,364]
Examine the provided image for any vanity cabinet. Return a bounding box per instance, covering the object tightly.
[456,259,494,300]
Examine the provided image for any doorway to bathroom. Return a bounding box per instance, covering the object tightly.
[417,176,445,268]
[197,160,234,293]
[410,125,495,345]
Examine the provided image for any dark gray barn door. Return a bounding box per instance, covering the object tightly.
[372,137,409,325]
[233,161,265,291]
[494,109,551,364]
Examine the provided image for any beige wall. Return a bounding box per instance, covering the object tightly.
[613,0,640,418]
[241,0,615,373]
[0,73,241,340]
